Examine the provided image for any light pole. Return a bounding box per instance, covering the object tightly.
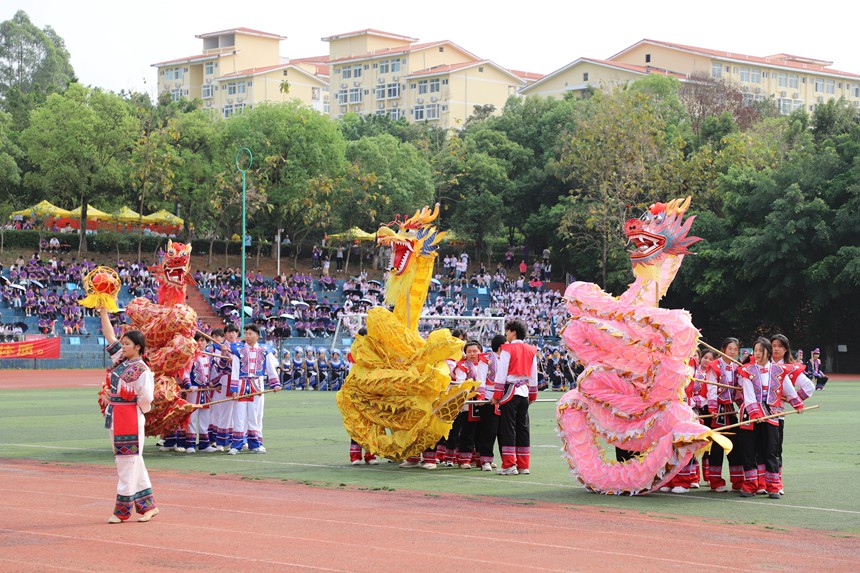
[235,147,252,331]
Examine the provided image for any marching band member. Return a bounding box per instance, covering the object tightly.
[329,349,345,391]
[770,334,815,495]
[228,324,281,455]
[292,347,306,390]
[182,333,219,453]
[317,349,330,391]
[736,337,805,498]
[704,337,743,492]
[280,349,293,390]
[210,327,237,451]
[304,345,319,391]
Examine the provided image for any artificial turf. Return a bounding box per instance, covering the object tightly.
[1,381,858,533]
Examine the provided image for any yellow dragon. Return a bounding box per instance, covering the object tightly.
[336,204,478,461]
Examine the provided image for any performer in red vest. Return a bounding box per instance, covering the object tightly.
[491,319,538,475]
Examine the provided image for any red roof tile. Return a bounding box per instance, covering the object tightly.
[196,27,286,40]
[614,39,860,79]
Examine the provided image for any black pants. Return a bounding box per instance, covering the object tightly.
[498,395,530,468]
[476,402,499,461]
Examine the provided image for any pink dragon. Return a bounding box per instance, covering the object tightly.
[557,197,732,494]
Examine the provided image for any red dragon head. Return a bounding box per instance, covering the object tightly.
[151,239,196,306]
[624,197,700,268]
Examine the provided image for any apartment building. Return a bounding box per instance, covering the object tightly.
[522,39,860,115]
[323,29,526,128]
[151,27,329,117]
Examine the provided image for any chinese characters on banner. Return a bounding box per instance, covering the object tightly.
[0,337,61,359]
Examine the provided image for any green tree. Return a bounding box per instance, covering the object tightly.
[345,133,435,226]
[0,110,20,194]
[21,83,137,253]
[0,10,75,107]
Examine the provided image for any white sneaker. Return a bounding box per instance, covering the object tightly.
[714,485,729,492]
[185,448,196,454]
[351,459,362,465]
[173,446,186,453]
[158,446,172,452]
[202,446,217,453]
[459,463,472,469]
[481,463,492,472]
[367,458,379,465]
[251,446,267,454]
[441,461,454,467]
[420,462,437,470]
[659,486,671,492]
[214,446,224,452]
[778,489,784,495]
[671,486,689,494]
[497,467,518,475]
[398,460,421,468]
[491,462,497,469]
[690,482,700,489]
[228,448,239,455]
[520,469,530,475]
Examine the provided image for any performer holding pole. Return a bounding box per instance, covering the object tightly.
[99,307,159,524]
[704,337,743,492]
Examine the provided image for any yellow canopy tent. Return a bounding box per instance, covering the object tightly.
[327,226,376,242]
[143,209,184,227]
[327,227,377,273]
[68,205,111,220]
[11,200,72,219]
[111,206,145,224]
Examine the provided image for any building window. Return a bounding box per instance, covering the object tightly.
[205,62,214,75]
[852,84,860,98]
[379,60,390,74]
[342,66,352,80]
[375,85,386,99]
[337,90,348,104]
[227,82,245,96]
[583,72,589,82]
[426,104,440,120]
[777,73,788,88]
[793,100,804,112]
[740,67,750,82]
[750,68,761,84]
[387,83,400,98]
[352,64,362,78]
[348,87,362,103]
[391,58,401,73]
[165,67,183,81]
[388,108,404,120]
[825,79,835,94]
[202,84,213,99]
[312,87,321,101]
[429,78,440,93]
[413,105,425,121]
[418,80,428,94]
[442,79,448,85]
[645,54,651,63]
[778,98,793,115]
[170,88,181,102]
[223,104,234,118]
[711,62,722,79]
[814,78,824,92]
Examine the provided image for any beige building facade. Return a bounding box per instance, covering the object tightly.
[152,28,329,118]
[324,29,526,128]
[522,39,860,115]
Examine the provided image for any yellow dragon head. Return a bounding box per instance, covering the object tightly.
[376,204,446,326]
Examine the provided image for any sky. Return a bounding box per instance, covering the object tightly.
[6,0,860,98]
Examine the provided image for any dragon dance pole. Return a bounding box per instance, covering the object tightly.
[235,148,253,332]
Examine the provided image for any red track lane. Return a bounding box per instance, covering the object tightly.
[0,460,858,573]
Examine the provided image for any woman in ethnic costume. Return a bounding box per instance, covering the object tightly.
[99,307,159,524]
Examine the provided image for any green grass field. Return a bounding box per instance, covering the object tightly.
[2,381,858,534]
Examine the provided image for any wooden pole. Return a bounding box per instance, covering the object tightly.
[700,340,743,366]
[195,388,278,408]
[713,405,819,433]
[196,330,219,345]
[199,350,229,360]
[692,377,738,391]
[465,398,558,405]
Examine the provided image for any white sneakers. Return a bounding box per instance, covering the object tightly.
[202,445,218,453]
[367,458,379,465]
[671,486,689,494]
[520,469,530,475]
[228,448,239,455]
[214,446,225,452]
[690,482,700,489]
[250,446,267,454]
[459,463,472,469]
[481,462,493,472]
[398,460,421,468]
[659,486,671,492]
[497,466,518,475]
[713,485,729,492]
[420,462,437,470]
[185,448,196,454]
[351,459,362,465]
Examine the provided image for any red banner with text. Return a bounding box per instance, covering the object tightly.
[0,337,61,359]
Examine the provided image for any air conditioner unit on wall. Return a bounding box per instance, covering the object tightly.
[377,103,385,109]
[341,83,347,89]
[378,78,385,83]
[237,96,243,102]
[353,81,360,87]
[391,102,398,108]
[392,76,399,81]
[430,96,437,102]
[227,98,233,103]
[416,98,423,104]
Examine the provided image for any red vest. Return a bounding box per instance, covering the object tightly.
[501,342,537,377]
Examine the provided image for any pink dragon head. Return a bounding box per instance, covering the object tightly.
[624,197,701,268]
